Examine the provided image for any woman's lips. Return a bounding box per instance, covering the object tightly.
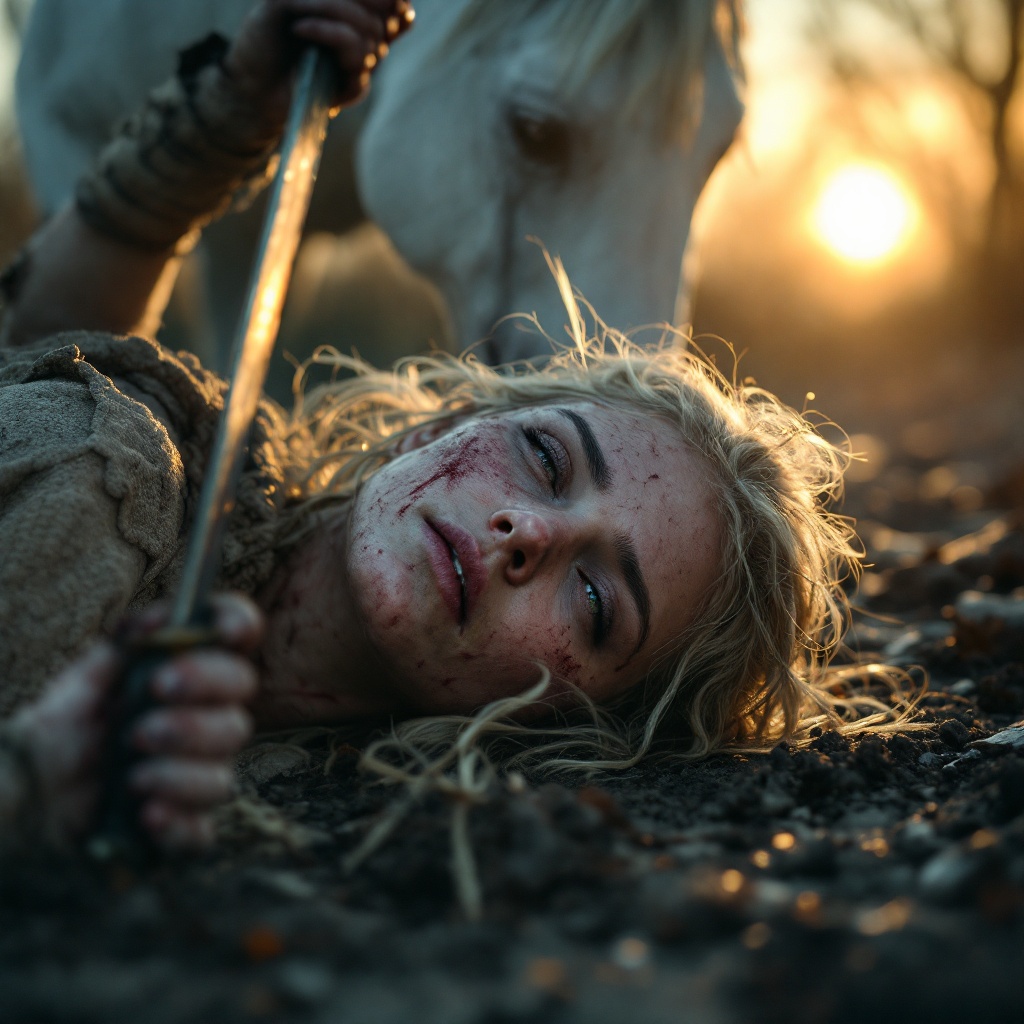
[423,518,485,625]
[423,521,463,623]
[434,518,486,620]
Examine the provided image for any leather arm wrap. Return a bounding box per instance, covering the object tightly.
[74,33,283,254]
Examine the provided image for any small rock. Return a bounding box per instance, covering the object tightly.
[956,590,1024,626]
[610,935,651,970]
[667,840,723,866]
[918,847,982,904]
[748,879,794,916]
[938,719,970,751]
[942,749,982,772]
[760,784,795,816]
[242,869,316,900]
[950,679,976,697]
[773,836,837,878]
[971,722,1024,753]
[918,836,1004,905]
[884,630,923,658]
[895,819,940,862]
[917,752,944,768]
[237,743,311,784]
[275,960,334,1005]
[955,590,1024,657]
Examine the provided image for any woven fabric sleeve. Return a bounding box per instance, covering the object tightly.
[0,345,187,715]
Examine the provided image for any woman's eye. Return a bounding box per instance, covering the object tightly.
[524,428,567,494]
[580,573,608,646]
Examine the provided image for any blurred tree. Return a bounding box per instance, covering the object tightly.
[808,0,1023,334]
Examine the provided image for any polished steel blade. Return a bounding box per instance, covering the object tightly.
[170,48,335,626]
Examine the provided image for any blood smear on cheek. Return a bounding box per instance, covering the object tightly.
[395,426,514,517]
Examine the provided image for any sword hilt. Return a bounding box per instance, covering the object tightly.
[88,616,218,864]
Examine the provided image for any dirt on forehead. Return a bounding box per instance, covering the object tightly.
[2,428,1024,1023]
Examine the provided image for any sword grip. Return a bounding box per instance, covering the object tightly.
[88,613,217,864]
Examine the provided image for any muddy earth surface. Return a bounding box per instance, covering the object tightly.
[2,353,1023,1024]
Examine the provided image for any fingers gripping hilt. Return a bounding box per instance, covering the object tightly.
[87,614,218,864]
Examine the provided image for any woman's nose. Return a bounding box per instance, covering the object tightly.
[488,509,556,584]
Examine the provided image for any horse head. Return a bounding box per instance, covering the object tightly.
[14,0,745,365]
[357,0,745,361]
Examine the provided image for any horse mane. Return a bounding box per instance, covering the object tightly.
[444,0,744,142]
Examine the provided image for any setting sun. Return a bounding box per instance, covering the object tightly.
[813,164,916,264]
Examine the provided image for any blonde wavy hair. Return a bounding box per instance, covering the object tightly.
[265,299,912,778]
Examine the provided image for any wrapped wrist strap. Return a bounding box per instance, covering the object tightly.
[75,33,282,254]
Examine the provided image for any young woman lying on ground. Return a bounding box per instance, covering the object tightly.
[0,0,903,851]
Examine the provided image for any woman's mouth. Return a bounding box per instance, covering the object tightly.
[449,548,468,614]
[423,519,485,626]
[423,521,468,624]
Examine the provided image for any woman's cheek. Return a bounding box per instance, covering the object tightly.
[464,626,592,711]
[350,548,416,642]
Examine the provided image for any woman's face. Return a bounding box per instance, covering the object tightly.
[345,400,721,714]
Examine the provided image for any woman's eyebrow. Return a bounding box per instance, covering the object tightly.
[555,408,610,490]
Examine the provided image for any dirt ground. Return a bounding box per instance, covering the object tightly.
[1,343,1023,1024]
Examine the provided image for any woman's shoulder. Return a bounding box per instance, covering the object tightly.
[0,330,226,425]
[0,334,196,553]
[0,333,198,713]
[0,330,291,639]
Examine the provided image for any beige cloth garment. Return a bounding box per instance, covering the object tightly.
[0,332,288,716]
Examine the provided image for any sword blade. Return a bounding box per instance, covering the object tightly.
[171,48,336,627]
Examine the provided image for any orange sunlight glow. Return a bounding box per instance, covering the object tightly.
[813,164,917,265]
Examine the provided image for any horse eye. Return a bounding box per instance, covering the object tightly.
[508,110,572,168]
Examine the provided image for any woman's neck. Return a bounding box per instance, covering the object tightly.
[249,508,401,729]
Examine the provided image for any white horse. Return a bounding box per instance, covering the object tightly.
[15,0,744,363]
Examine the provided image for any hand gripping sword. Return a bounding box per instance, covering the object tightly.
[90,48,337,861]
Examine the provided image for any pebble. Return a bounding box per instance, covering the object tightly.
[917,752,944,768]
[939,718,971,750]
[918,843,996,904]
[275,960,335,1005]
[955,590,1024,656]
[748,879,794,916]
[895,819,940,862]
[942,749,982,772]
[918,848,975,903]
[884,630,923,658]
[237,743,311,784]
[242,868,317,900]
[760,785,795,816]
[610,936,651,970]
[667,840,723,865]
[955,590,1024,627]
[972,722,1024,753]
[950,679,976,696]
